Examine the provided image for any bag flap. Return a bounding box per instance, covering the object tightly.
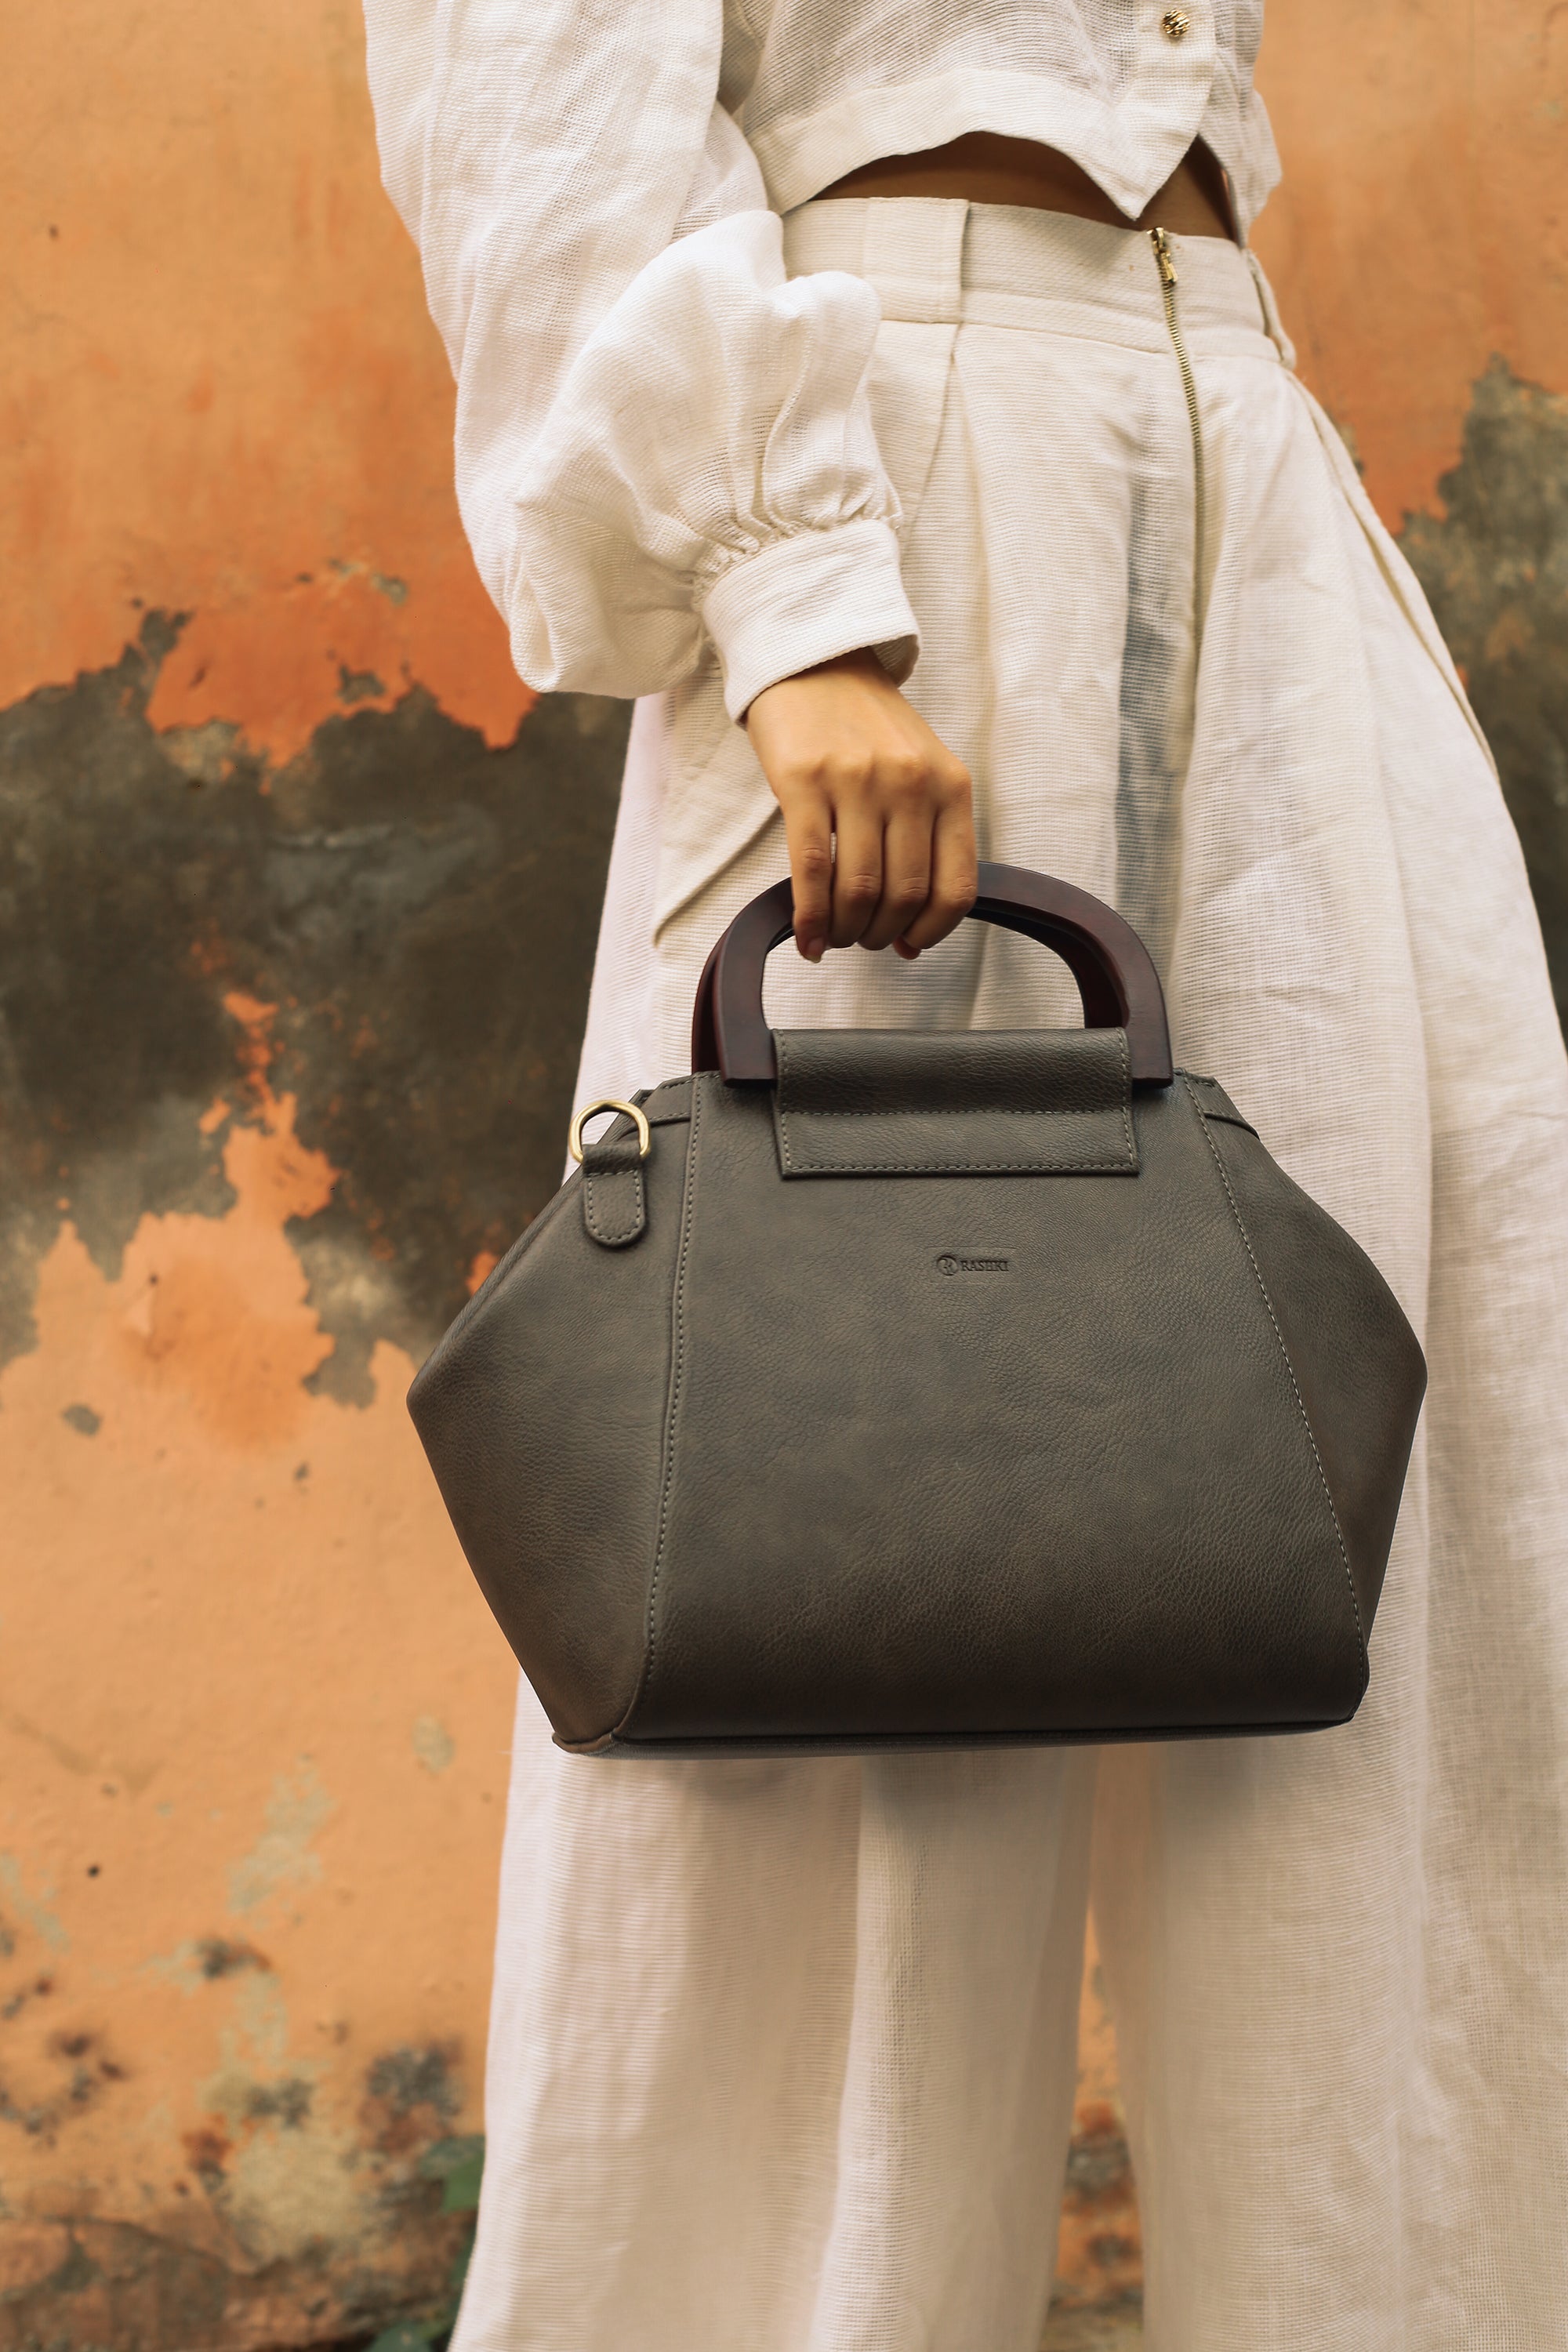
[771,1027,1137,1176]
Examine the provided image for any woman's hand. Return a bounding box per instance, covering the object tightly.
[744,650,977,962]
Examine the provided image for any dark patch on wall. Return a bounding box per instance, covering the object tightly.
[182,2123,232,2187]
[0,2209,472,2352]
[0,618,629,1387]
[241,2077,314,2129]
[196,1936,272,1980]
[0,2023,127,2144]
[361,2044,463,2162]
[0,2042,477,2349]
[1062,2118,1134,2203]
[0,1973,54,2023]
[1050,2100,1143,2329]
[1399,358,1568,1019]
[362,2046,460,2121]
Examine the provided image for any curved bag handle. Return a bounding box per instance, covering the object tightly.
[690,861,1174,1086]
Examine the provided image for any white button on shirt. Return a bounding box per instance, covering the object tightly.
[364,0,1279,717]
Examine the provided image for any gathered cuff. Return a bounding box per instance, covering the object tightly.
[699,518,920,720]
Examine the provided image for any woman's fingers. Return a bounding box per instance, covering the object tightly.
[781,787,942,960]
[858,801,933,952]
[826,799,885,949]
[780,786,833,962]
[900,788,978,953]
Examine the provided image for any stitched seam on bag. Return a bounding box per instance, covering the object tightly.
[1184,1076,1368,1670]
[583,1166,644,1245]
[777,1036,793,1172]
[639,1078,694,1126]
[619,1076,702,1734]
[785,1105,1131,1120]
[782,1158,1137,1173]
[1184,1069,1258,1137]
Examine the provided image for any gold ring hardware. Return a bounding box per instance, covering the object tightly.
[568,1097,652,1165]
[1161,9,1190,35]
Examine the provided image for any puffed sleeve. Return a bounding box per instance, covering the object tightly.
[361,0,920,719]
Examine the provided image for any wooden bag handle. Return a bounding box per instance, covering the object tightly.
[689,861,1174,1086]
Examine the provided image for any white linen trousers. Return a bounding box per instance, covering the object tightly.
[454,202,1568,2352]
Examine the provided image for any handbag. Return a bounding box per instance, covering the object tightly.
[408,863,1425,1757]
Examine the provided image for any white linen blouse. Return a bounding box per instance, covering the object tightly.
[363,1,1279,719]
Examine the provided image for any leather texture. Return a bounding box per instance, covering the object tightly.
[407,884,1427,1761]
[1192,1087,1426,1634]
[772,1028,1138,1175]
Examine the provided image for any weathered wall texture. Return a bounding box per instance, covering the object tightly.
[4,6,625,2345]
[1252,2,1568,1018]
[2,3,1564,2348]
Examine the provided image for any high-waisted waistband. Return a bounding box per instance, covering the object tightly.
[781,196,1294,365]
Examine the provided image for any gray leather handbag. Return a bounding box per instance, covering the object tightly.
[408,864,1425,1758]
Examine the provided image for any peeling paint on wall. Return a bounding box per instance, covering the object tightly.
[0,1857,71,1958]
[1399,361,1568,1017]
[411,1719,456,1777]
[227,1766,336,1918]
[0,613,627,2346]
[3,2,616,2340]
[1047,1919,1143,2336]
[0,621,629,1392]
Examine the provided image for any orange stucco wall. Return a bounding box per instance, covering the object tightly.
[1252,1,1568,520]
[6,0,528,760]
[4,9,531,2341]
[3,6,1564,2346]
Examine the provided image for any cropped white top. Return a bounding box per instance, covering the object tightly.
[364,0,1279,717]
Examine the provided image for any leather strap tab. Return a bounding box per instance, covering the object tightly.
[582,1135,648,1248]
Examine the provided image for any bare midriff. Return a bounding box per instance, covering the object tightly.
[819,132,1236,240]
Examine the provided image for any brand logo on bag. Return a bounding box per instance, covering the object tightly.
[937,1254,1011,1276]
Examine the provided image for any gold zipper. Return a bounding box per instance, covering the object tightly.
[1150,225,1206,649]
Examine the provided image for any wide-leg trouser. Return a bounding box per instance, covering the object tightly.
[454,201,1568,2351]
